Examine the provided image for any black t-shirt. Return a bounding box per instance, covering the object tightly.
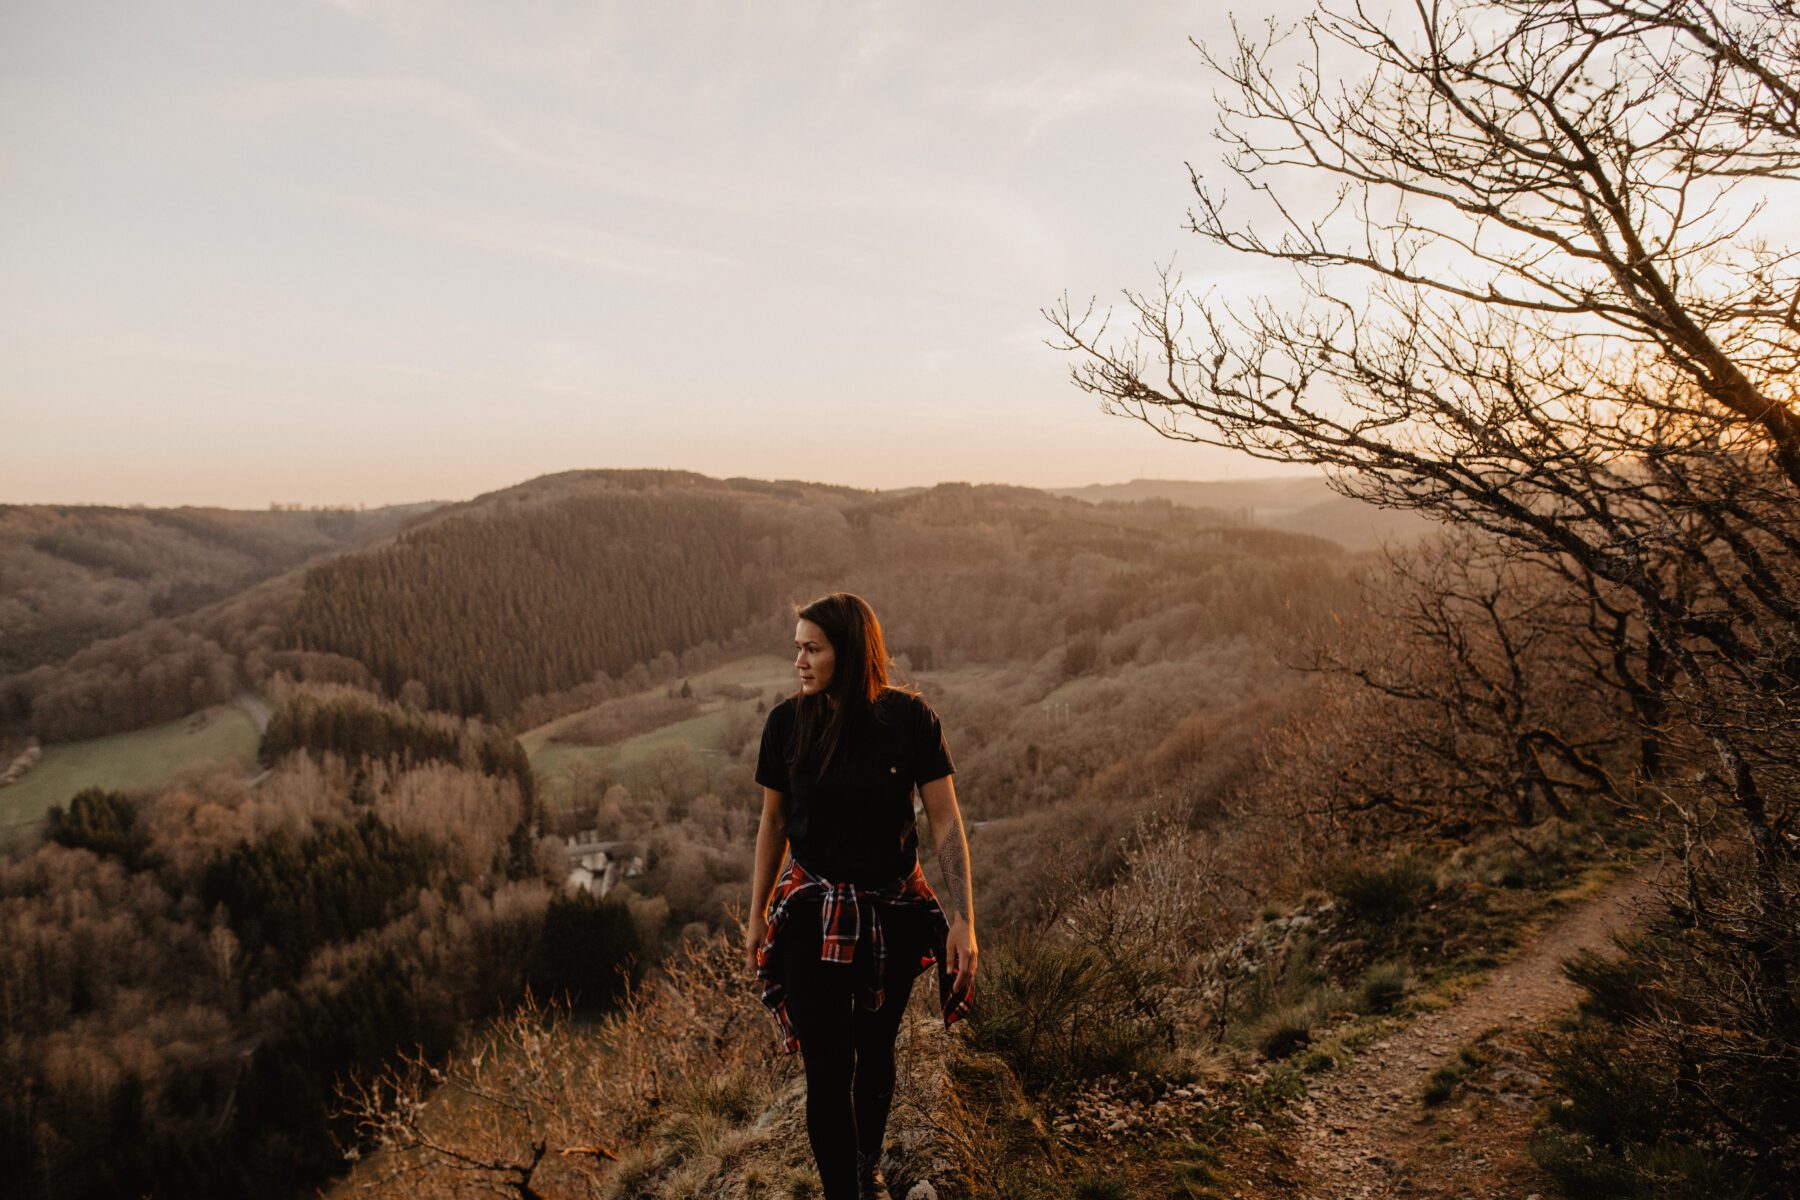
[754,687,955,886]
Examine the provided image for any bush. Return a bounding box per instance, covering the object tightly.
[1562,944,1657,1023]
[966,933,1167,1091]
[1528,1127,1756,1200]
[1250,1000,1321,1060]
[1421,1064,1462,1106]
[1356,960,1409,1014]
[1324,855,1436,924]
[1528,1129,1636,1196]
[677,1068,764,1125]
[1227,933,1343,1061]
[1072,1175,1129,1200]
[1223,929,1337,1051]
[1532,914,1800,1198]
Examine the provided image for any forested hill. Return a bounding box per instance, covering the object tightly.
[0,501,438,675]
[0,470,1343,743]
[290,490,773,718]
[280,470,864,720]
[287,470,1343,723]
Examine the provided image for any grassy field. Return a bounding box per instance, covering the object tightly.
[521,655,795,801]
[528,707,743,781]
[3,657,1037,835]
[1,703,262,838]
[520,656,1033,811]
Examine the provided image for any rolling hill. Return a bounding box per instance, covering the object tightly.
[1051,475,1437,550]
[0,469,1359,795]
[0,501,439,675]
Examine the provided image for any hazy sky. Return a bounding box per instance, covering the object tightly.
[2,0,1313,508]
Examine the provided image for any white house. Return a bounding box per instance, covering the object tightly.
[561,832,646,897]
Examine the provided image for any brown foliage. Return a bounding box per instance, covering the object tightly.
[337,925,784,1199]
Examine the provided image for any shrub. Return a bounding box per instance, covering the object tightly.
[1250,1001,1321,1060]
[1072,1175,1128,1200]
[599,1145,662,1200]
[1357,960,1409,1014]
[1533,914,1800,1198]
[1421,1064,1462,1106]
[1224,929,1336,1048]
[1562,944,1657,1023]
[966,933,1166,1091]
[1227,932,1344,1061]
[1324,855,1436,924]
[1528,1129,1635,1196]
[678,1068,764,1125]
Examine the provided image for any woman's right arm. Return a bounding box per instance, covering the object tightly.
[746,786,789,971]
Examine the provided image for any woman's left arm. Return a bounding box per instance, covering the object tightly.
[919,775,977,992]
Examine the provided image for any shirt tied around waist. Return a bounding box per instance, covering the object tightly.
[755,856,973,1054]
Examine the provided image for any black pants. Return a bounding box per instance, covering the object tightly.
[777,905,920,1200]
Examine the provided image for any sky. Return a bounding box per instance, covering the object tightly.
[1,0,1316,508]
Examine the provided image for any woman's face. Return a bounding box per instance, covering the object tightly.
[794,618,836,697]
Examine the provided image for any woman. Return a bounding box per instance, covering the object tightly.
[746,592,978,1200]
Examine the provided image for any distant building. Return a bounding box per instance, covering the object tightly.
[0,742,41,788]
[562,832,646,897]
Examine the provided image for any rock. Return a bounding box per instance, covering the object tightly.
[903,1184,939,1200]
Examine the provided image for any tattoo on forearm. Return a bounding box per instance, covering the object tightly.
[936,806,973,924]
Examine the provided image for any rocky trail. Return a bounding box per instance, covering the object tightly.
[1235,870,1657,1200]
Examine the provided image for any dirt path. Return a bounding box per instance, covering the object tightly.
[1254,871,1656,1200]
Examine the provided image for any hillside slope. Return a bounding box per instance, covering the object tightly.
[287,470,1345,722]
[1052,476,1437,550]
[3,470,1348,731]
[0,501,436,675]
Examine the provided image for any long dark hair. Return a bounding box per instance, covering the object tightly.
[791,592,892,780]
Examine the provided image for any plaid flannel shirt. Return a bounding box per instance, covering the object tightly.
[756,856,974,1053]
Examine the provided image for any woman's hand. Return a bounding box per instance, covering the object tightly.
[945,916,978,999]
[747,913,769,974]
[747,788,787,976]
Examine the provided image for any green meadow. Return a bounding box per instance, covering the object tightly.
[1,703,262,838]
[521,655,795,798]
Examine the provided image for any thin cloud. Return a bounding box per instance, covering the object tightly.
[299,187,751,283]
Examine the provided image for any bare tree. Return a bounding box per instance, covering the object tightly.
[1048,0,1799,1176]
[1048,0,1797,922]
[1296,528,1635,828]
